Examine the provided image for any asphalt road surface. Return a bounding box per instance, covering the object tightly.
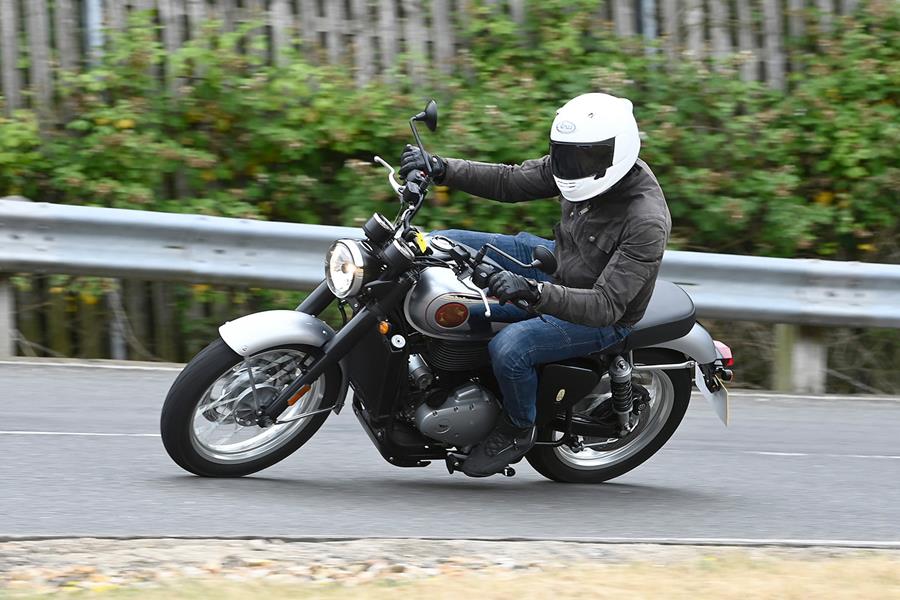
[2,361,899,542]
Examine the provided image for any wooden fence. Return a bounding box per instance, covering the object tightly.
[1,0,864,119]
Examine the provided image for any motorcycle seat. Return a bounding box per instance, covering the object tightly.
[597,280,696,354]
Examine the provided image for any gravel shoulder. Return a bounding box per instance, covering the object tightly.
[2,539,899,598]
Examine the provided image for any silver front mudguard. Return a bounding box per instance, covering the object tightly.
[218,310,348,414]
[643,323,729,425]
[219,310,334,356]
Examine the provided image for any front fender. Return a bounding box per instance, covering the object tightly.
[219,310,334,357]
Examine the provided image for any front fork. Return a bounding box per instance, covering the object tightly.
[259,277,412,425]
[296,280,335,317]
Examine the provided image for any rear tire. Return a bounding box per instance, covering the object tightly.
[160,338,340,477]
[526,349,691,484]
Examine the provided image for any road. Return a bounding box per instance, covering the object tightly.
[2,361,899,542]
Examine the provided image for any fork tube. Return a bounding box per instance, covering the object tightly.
[296,280,335,316]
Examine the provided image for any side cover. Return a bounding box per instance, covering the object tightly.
[219,310,334,357]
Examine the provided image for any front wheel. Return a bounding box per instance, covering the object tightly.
[526,349,691,484]
[160,338,341,477]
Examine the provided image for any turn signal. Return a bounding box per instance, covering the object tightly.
[378,320,391,335]
[435,302,469,328]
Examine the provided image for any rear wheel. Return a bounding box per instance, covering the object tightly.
[526,349,691,483]
[160,338,340,477]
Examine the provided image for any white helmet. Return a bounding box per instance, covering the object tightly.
[549,93,641,202]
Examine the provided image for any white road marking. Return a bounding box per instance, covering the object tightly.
[0,430,159,437]
[0,360,183,371]
[746,451,900,459]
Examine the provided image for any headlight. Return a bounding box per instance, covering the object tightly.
[325,240,367,298]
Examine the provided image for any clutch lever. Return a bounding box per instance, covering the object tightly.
[373,156,403,195]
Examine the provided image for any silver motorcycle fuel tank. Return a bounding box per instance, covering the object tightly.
[403,266,507,342]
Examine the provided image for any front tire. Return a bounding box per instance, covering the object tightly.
[160,338,340,477]
[526,349,691,484]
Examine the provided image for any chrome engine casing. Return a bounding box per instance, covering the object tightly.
[414,383,501,447]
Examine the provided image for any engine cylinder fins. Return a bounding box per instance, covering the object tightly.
[426,339,490,371]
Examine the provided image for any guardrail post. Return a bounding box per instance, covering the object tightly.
[0,275,15,358]
[774,324,827,394]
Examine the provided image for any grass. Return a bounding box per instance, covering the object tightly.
[5,553,900,599]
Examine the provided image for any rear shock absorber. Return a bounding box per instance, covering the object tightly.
[609,355,634,433]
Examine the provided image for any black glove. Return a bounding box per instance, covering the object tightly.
[399,144,446,181]
[487,271,541,306]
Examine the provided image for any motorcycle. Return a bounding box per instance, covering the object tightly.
[161,100,734,483]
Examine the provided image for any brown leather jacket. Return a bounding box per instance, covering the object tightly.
[441,155,671,328]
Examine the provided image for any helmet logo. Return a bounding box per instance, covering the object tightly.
[555,120,576,134]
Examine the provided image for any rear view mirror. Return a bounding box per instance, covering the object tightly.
[413,100,438,132]
[533,245,557,275]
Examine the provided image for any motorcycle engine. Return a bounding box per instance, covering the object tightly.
[414,382,500,447]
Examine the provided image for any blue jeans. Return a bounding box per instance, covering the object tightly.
[435,229,631,428]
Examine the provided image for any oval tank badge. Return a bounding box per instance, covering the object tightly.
[556,120,576,134]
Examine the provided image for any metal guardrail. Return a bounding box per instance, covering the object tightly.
[1,198,900,328]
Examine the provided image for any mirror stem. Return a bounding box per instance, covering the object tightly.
[409,118,431,176]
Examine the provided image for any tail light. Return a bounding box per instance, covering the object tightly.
[435,302,469,328]
[713,340,734,367]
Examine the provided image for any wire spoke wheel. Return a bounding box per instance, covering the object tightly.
[552,369,673,469]
[189,348,324,464]
[526,350,691,483]
[161,339,339,477]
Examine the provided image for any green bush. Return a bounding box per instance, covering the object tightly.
[0,0,897,261]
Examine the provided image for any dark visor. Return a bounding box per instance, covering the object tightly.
[550,138,616,180]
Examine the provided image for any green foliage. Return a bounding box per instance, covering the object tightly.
[0,2,898,260]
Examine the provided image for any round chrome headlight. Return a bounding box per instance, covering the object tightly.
[325,240,366,298]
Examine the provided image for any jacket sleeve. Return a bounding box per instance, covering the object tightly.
[440,155,559,203]
[534,217,669,327]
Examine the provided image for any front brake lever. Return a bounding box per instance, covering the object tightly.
[460,276,491,319]
[373,156,403,195]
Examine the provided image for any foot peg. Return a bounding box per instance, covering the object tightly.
[445,453,516,478]
[445,452,464,475]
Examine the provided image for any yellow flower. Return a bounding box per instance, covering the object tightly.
[114,118,136,130]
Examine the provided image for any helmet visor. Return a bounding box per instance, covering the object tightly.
[550,139,616,180]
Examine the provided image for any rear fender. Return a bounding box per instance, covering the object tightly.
[641,323,729,426]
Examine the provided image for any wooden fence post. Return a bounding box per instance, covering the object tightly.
[297,0,318,58]
[84,0,104,66]
[351,0,375,84]
[640,0,658,42]
[684,0,704,58]
[270,0,293,67]
[53,0,80,75]
[0,0,21,114]
[324,0,345,64]
[403,0,427,85]
[660,0,679,61]
[614,0,636,36]
[26,0,53,120]
[737,0,760,81]
[378,0,399,77]
[709,0,732,61]
[432,0,455,75]
[762,0,786,90]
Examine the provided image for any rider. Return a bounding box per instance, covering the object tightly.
[399,93,671,477]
